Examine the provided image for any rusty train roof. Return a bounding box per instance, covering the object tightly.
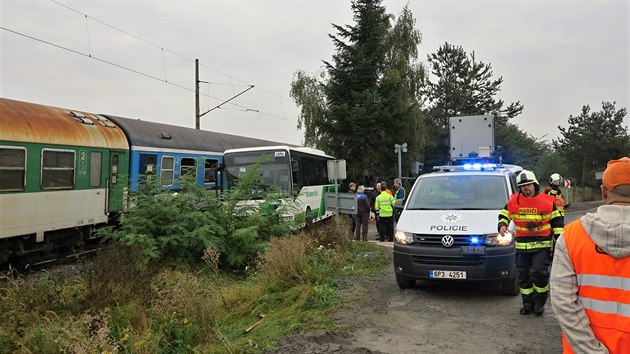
[0,98,129,150]
[103,115,291,153]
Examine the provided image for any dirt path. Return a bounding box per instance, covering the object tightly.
[265,201,600,354]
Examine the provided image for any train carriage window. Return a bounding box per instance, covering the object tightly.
[0,147,26,191]
[160,156,174,186]
[180,157,197,181]
[90,152,102,187]
[204,159,218,184]
[41,149,75,189]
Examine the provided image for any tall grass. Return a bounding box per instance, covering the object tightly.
[0,167,388,352]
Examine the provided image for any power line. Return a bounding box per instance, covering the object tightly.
[49,0,295,105]
[0,25,294,123]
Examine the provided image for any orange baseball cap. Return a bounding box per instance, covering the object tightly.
[602,157,630,194]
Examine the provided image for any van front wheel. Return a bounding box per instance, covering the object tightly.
[396,273,416,289]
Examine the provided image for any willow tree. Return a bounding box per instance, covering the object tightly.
[291,1,425,181]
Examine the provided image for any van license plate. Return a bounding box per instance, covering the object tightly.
[429,270,467,279]
[461,246,485,254]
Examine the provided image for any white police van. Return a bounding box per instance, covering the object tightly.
[393,162,522,295]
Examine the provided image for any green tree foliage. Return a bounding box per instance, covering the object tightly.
[291,1,425,180]
[380,6,426,171]
[554,101,630,187]
[99,165,294,269]
[495,122,545,168]
[423,43,526,166]
[532,148,569,187]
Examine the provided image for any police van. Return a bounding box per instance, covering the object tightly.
[393,162,522,295]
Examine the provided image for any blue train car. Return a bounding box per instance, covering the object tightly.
[103,115,284,191]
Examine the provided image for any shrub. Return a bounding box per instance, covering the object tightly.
[84,241,157,309]
[100,164,296,270]
[258,233,315,287]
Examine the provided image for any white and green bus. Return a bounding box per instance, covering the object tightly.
[221,145,337,225]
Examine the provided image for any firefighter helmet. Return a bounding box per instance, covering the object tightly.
[516,170,539,187]
[549,173,563,184]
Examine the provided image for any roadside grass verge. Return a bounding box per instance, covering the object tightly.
[0,217,389,353]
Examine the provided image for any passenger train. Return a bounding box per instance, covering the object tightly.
[0,98,284,266]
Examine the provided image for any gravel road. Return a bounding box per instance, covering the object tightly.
[265,201,602,354]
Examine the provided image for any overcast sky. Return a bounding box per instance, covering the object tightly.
[1,0,628,147]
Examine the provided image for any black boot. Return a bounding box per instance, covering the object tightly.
[533,290,548,315]
[520,307,533,315]
[534,303,544,315]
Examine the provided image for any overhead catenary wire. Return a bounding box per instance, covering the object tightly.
[4,0,297,123]
[0,25,293,123]
[50,0,295,106]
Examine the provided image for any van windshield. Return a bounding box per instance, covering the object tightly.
[407,175,508,210]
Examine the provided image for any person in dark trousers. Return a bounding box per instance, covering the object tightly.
[393,178,405,222]
[498,170,564,316]
[544,173,566,219]
[348,182,357,233]
[354,185,371,241]
[371,182,383,240]
[376,181,395,242]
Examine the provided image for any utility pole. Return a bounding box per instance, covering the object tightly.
[195,59,200,130]
[195,58,254,129]
[394,143,407,182]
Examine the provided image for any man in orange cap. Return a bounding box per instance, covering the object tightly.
[550,157,630,353]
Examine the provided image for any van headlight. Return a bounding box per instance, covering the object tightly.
[394,231,413,245]
[485,232,513,247]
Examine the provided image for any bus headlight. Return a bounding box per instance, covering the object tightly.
[485,232,513,247]
[394,231,413,245]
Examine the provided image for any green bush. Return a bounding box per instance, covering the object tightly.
[100,164,296,270]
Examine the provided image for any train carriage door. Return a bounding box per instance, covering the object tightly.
[108,153,121,212]
[204,158,219,190]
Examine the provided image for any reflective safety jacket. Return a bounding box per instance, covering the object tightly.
[561,220,630,353]
[544,185,566,216]
[375,191,395,218]
[498,192,564,251]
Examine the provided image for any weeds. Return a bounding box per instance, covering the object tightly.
[0,168,388,352]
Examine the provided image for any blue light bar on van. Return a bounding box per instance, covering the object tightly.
[462,163,498,171]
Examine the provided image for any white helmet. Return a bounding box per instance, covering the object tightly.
[549,173,563,184]
[516,170,539,187]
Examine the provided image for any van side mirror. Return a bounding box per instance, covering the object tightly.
[394,199,404,210]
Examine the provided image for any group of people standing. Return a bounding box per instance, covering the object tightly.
[348,179,405,242]
[499,158,630,353]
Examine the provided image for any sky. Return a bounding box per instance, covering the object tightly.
[1,0,628,147]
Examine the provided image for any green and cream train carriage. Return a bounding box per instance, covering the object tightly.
[0,98,129,264]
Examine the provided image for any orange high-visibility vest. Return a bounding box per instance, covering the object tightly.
[561,220,630,354]
[507,193,555,237]
[547,188,565,213]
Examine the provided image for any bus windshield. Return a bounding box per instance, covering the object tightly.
[223,150,291,196]
[406,175,509,210]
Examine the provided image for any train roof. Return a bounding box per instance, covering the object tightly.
[0,98,129,149]
[103,115,290,153]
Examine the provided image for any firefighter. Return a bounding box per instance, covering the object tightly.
[544,173,566,218]
[498,170,564,315]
